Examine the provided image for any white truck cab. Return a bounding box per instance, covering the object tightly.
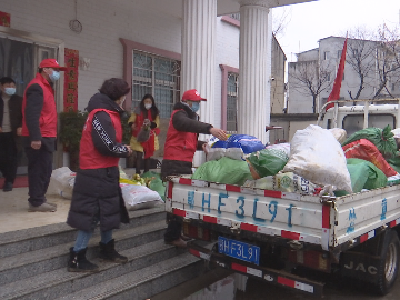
[320,104,398,135]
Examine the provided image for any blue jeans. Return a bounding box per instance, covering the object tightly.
[73,229,113,252]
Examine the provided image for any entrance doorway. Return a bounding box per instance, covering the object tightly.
[0,32,60,175]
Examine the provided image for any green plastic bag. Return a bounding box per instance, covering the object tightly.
[191,157,253,186]
[348,159,388,190]
[335,158,388,197]
[141,171,161,180]
[247,148,289,178]
[388,153,400,173]
[149,178,166,201]
[342,125,397,158]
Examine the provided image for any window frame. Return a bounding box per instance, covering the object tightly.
[120,38,181,114]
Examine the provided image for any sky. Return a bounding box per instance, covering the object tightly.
[272,0,400,62]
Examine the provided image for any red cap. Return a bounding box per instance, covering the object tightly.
[39,59,67,71]
[181,89,207,102]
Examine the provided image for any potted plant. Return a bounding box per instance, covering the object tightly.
[59,110,88,171]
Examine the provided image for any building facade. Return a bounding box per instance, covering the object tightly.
[0,0,310,170]
[288,36,400,113]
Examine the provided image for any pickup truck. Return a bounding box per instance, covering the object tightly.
[165,101,400,297]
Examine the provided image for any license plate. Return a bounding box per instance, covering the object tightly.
[218,237,260,265]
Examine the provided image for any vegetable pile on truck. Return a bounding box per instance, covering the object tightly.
[165,102,400,297]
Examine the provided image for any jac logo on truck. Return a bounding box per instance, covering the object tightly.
[343,261,378,275]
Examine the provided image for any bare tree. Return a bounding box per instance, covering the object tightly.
[346,28,376,102]
[272,7,292,38]
[372,24,400,99]
[289,60,332,113]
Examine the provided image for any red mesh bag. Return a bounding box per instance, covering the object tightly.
[342,139,397,177]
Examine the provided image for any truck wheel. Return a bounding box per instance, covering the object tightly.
[376,230,400,295]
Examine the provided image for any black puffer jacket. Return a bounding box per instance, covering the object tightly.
[67,93,130,232]
[161,101,212,178]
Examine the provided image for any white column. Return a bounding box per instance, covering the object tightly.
[182,0,217,167]
[238,1,272,144]
[181,0,217,125]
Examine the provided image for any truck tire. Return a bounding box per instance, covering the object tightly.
[375,229,400,295]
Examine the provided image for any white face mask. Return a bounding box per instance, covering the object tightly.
[144,103,152,110]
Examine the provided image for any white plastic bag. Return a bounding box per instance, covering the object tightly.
[120,183,163,211]
[283,125,352,193]
[329,128,347,144]
[47,167,76,199]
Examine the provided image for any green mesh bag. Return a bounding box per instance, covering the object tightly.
[342,125,397,158]
[247,148,289,178]
[191,157,253,186]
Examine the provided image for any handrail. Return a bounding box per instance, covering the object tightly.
[316,98,400,128]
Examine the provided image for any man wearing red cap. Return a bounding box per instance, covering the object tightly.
[161,89,228,247]
[21,59,67,212]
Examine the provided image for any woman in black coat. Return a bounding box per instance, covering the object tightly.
[67,78,132,272]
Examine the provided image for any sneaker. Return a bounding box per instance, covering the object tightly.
[2,181,13,192]
[28,202,57,212]
[44,197,58,208]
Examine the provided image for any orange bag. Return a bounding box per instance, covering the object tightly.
[342,139,397,177]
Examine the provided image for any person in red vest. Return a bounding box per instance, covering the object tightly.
[161,89,228,248]
[21,59,67,212]
[67,78,132,273]
[128,94,160,175]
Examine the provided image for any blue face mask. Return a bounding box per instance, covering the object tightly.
[49,70,60,81]
[5,88,16,95]
[191,101,200,113]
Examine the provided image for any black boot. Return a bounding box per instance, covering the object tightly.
[68,247,99,273]
[99,239,128,263]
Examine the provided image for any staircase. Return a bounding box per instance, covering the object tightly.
[0,205,203,300]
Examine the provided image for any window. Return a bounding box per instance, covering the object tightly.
[321,72,330,81]
[338,50,342,58]
[352,49,359,58]
[227,72,239,132]
[392,83,396,91]
[131,51,180,118]
[323,51,329,60]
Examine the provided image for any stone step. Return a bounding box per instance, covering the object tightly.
[0,219,167,286]
[0,239,188,300]
[54,253,202,300]
[0,206,166,259]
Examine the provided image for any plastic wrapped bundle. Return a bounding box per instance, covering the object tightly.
[207,134,265,161]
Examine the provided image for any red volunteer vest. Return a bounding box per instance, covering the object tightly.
[21,73,57,137]
[163,109,198,162]
[79,109,122,169]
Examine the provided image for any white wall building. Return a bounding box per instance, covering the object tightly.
[288,36,400,114]
[0,0,313,168]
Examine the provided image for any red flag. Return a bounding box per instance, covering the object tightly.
[326,38,348,111]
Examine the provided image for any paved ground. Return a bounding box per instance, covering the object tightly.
[0,187,69,233]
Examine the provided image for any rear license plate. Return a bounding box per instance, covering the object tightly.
[218,237,260,265]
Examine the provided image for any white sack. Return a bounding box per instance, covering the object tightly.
[329,128,347,144]
[47,167,76,199]
[120,183,163,211]
[283,125,352,193]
